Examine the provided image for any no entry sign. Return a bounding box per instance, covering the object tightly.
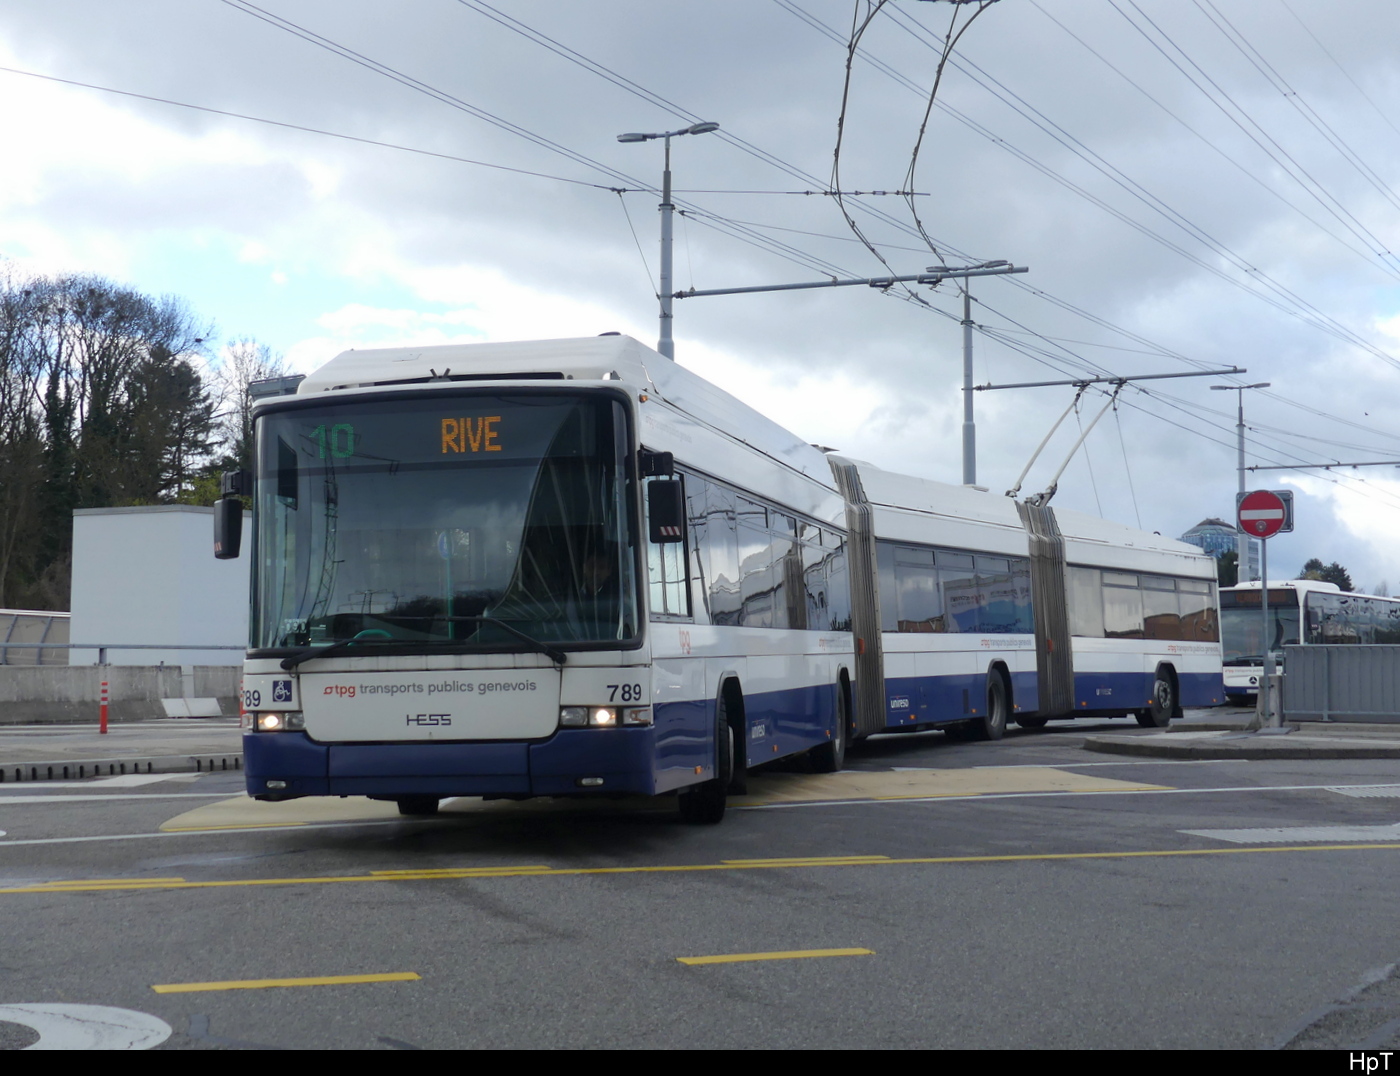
[1236,489,1294,539]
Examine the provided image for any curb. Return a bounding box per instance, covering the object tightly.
[0,754,243,783]
[1082,735,1400,761]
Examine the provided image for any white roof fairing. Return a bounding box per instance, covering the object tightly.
[835,456,1215,579]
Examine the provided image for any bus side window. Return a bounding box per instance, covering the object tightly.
[684,473,712,624]
[703,482,741,626]
[1067,566,1105,638]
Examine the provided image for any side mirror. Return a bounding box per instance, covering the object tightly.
[214,497,243,559]
[648,479,684,544]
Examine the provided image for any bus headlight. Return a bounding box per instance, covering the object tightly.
[560,707,650,728]
[255,711,304,732]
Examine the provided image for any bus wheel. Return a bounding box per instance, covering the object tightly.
[679,709,730,824]
[1136,668,1176,728]
[1225,693,1250,708]
[809,684,848,773]
[972,671,1009,741]
[396,795,440,816]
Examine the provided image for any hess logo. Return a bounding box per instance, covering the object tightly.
[407,713,452,726]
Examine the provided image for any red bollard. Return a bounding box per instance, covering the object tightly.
[100,679,109,735]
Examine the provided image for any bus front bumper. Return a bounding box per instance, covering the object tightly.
[243,729,660,799]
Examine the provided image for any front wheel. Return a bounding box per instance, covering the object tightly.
[679,706,731,825]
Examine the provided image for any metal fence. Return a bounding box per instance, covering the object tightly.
[1283,644,1400,723]
[0,610,70,665]
[0,642,242,664]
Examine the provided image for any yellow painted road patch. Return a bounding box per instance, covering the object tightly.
[678,948,873,966]
[152,972,420,993]
[731,766,1168,805]
[159,765,1168,832]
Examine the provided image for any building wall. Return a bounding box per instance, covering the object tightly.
[70,506,250,666]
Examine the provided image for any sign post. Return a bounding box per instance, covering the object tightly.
[1237,490,1294,728]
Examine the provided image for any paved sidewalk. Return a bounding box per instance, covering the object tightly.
[1083,718,1400,760]
[0,718,243,781]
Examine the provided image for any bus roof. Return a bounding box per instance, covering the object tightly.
[293,335,839,491]
[1223,579,1342,594]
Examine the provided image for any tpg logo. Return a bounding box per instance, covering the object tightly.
[323,684,356,698]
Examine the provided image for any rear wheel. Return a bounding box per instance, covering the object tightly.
[808,682,848,773]
[396,795,440,816]
[1136,668,1177,728]
[971,671,1009,741]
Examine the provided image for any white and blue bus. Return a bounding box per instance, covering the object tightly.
[217,335,1222,823]
[1220,579,1400,704]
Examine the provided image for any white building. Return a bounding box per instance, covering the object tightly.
[70,505,250,666]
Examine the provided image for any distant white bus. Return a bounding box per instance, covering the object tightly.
[219,335,1222,824]
[1220,579,1400,704]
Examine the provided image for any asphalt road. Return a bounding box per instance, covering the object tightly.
[2,708,1399,1050]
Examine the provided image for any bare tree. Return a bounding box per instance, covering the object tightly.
[212,337,288,472]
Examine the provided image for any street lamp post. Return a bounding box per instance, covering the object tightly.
[1211,382,1271,581]
[617,121,720,360]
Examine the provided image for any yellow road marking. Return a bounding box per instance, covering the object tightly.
[27,877,186,887]
[161,823,307,832]
[721,856,891,866]
[5,842,1400,896]
[678,948,873,966]
[370,865,552,877]
[152,972,420,994]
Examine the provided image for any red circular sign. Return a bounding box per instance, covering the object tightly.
[1238,490,1287,539]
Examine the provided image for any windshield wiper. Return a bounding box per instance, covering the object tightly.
[446,617,568,667]
[279,618,568,670]
[279,637,423,670]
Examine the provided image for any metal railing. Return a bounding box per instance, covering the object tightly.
[1283,644,1400,723]
[0,642,244,665]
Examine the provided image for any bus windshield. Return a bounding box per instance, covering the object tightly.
[1219,589,1299,664]
[251,391,639,652]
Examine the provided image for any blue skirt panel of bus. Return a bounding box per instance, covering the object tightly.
[243,729,660,798]
[735,682,837,768]
[1179,670,1223,707]
[243,732,331,797]
[882,672,1031,728]
[1070,670,1222,712]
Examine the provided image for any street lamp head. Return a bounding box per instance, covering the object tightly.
[616,132,651,143]
[686,121,720,135]
[1211,382,1271,390]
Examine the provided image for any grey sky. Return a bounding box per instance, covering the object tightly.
[2,0,1398,588]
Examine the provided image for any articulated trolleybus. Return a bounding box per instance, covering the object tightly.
[215,335,1222,823]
